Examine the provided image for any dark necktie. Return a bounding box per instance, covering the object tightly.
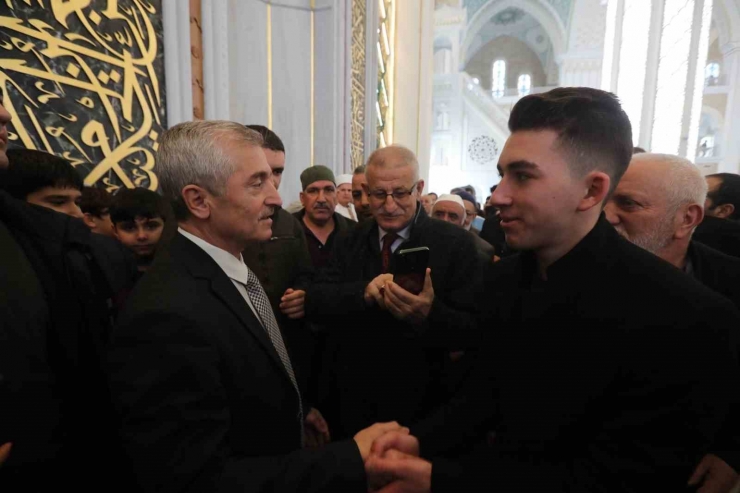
[244,268,304,440]
[381,232,399,273]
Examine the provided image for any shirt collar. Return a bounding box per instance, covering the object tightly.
[178,227,249,285]
[379,221,412,239]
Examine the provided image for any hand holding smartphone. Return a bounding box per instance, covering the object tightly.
[393,246,429,295]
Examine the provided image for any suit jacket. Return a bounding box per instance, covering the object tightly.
[107,233,365,493]
[693,215,740,258]
[414,216,740,492]
[304,206,485,439]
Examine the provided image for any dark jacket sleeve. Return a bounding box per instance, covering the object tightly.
[107,311,366,493]
[421,234,487,351]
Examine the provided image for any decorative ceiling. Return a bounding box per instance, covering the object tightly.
[464,0,573,27]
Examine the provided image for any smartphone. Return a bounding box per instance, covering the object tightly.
[393,246,430,295]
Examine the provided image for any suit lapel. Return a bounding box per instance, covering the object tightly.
[172,234,293,383]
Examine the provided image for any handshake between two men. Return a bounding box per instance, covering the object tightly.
[356,425,431,493]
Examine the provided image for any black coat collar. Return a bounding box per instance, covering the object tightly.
[517,214,619,285]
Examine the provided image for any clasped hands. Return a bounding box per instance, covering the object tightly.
[363,269,434,324]
[354,425,431,493]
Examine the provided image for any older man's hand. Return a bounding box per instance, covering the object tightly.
[366,450,432,493]
[383,269,434,324]
[354,422,409,461]
[280,288,305,319]
[364,274,394,309]
[0,443,11,466]
[688,454,739,493]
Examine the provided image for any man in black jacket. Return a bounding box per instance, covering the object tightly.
[606,152,740,309]
[0,98,132,490]
[301,145,485,440]
[693,173,740,257]
[366,88,740,493]
[107,121,400,492]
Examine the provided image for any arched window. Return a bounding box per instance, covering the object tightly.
[517,74,532,96]
[705,62,720,86]
[491,60,506,98]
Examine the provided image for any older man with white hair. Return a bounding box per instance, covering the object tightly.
[605,152,740,493]
[302,145,485,441]
[106,121,403,493]
[605,153,740,307]
[432,194,495,261]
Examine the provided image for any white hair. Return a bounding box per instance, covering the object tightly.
[366,145,420,182]
[156,120,263,219]
[631,153,708,213]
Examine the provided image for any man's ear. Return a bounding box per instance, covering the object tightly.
[714,203,735,219]
[181,185,212,220]
[577,171,611,212]
[415,179,425,196]
[675,203,704,240]
[82,213,97,230]
[111,223,121,241]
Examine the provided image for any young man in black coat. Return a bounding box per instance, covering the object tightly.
[366,88,740,493]
[299,145,485,440]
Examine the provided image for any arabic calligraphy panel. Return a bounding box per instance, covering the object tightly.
[0,0,166,192]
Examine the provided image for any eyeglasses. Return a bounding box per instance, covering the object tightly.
[367,182,419,202]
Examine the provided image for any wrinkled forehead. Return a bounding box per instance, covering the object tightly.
[366,164,415,186]
[433,201,464,215]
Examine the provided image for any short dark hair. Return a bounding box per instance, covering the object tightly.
[633,146,646,154]
[429,192,438,199]
[79,187,113,217]
[245,125,285,153]
[110,188,168,224]
[353,164,366,175]
[2,148,83,199]
[508,87,633,195]
[707,173,740,220]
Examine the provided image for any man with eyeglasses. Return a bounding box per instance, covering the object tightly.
[294,165,355,270]
[302,145,485,441]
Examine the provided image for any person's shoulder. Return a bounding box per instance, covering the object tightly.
[612,236,738,314]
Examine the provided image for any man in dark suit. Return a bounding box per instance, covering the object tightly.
[106,121,402,492]
[693,173,740,257]
[299,145,485,440]
[366,88,740,493]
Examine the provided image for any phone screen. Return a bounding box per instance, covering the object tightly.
[394,247,429,295]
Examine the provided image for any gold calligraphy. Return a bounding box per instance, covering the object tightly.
[0,0,164,192]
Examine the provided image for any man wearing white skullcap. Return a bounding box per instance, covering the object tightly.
[335,173,358,221]
[432,194,495,261]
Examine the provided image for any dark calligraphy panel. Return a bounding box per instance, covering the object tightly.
[0,0,166,191]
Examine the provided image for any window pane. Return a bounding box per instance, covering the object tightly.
[517,74,531,96]
[492,60,506,98]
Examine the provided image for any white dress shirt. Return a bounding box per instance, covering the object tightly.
[178,228,263,324]
[378,223,412,253]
